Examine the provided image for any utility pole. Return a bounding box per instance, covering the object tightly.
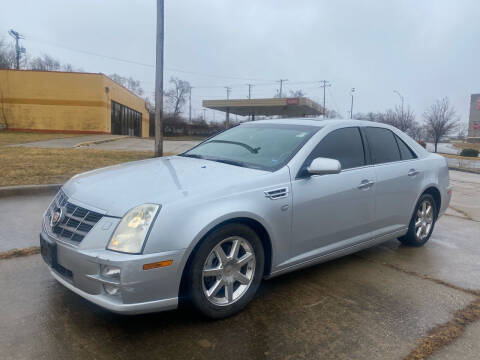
[225,86,231,129]
[350,88,355,119]
[277,79,288,98]
[202,108,207,121]
[393,90,404,119]
[189,86,193,123]
[8,29,25,70]
[154,0,164,157]
[319,80,331,118]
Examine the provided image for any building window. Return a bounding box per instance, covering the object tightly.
[111,101,142,136]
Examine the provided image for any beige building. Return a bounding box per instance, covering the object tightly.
[0,69,149,137]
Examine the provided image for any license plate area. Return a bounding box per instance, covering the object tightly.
[40,233,57,268]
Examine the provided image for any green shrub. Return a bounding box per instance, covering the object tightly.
[460,148,479,157]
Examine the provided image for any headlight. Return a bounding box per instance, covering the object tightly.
[107,204,160,254]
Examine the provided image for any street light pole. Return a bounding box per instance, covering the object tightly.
[154,0,164,157]
[350,88,355,119]
[393,90,404,118]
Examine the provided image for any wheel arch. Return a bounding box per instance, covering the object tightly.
[421,186,442,217]
[178,216,274,300]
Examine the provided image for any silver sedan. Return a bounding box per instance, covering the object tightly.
[40,119,451,318]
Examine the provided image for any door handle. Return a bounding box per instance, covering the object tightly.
[358,179,375,190]
[408,169,419,177]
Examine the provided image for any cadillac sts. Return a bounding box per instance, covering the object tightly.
[40,119,451,318]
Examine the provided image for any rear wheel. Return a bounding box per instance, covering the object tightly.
[399,193,437,247]
[188,223,264,319]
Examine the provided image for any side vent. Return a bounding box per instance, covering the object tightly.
[264,187,289,200]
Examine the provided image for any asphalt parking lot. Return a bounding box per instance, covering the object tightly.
[0,170,479,359]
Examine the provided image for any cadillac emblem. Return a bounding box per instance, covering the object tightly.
[50,207,64,227]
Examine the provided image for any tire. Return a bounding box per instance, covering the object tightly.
[187,223,264,319]
[399,193,437,247]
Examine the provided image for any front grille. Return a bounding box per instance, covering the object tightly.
[46,190,103,243]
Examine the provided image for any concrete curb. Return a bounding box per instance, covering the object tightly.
[449,167,480,175]
[0,184,62,198]
[74,136,128,148]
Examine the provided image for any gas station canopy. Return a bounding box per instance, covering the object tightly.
[203,97,324,117]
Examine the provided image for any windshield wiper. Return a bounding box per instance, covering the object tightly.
[210,158,248,168]
[180,153,204,159]
[206,140,261,154]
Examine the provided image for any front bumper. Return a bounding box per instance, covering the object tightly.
[40,231,185,315]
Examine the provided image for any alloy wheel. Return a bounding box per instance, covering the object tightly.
[415,200,434,241]
[202,236,256,306]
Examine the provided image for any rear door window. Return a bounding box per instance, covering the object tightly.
[395,135,417,160]
[364,127,401,164]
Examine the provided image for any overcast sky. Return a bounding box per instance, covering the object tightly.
[0,0,477,124]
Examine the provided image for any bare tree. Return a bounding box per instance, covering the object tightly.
[108,73,145,97]
[62,63,75,72]
[0,90,8,128]
[423,97,458,152]
[0,38,16,69]
[354,112,384,122]
[324,109,342,119]
[408,123,425,141]
[274,89,305,98]
[378,105,416,133]
[288,89,305,97]
[29,54,61,71]
[456,122,468,142]
[165,77,190,120]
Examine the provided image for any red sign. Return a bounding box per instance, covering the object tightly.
[474,122,479,130]
[286,98,299,105]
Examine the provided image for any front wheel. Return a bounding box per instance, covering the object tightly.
[399,193,437,247]
[188,223,264,319]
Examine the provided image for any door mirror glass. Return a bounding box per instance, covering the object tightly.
[307,157,341,175]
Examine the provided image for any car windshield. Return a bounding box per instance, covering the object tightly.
[181,123,319,171]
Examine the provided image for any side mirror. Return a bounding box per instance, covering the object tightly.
[307,157,341,175]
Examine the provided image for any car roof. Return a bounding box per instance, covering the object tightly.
[241,118,387,128]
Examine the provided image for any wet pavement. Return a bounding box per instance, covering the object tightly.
[0,191,56,251]
[0,241,475,360]
[1,170,480,359]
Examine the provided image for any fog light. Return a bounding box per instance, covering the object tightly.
[101,265,120,280]
[103,284,120,296]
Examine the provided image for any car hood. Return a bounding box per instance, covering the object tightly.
[63,156,268,217]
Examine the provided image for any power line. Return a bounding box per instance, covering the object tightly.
[23,35,277,82]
